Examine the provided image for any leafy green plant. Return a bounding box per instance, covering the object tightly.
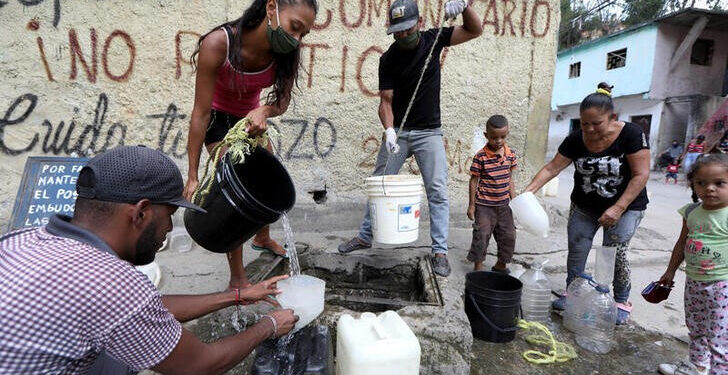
[193,118,278,206]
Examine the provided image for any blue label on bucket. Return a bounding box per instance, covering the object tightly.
[398,203,420,232]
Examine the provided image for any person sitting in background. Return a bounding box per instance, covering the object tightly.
[667,140,683,159]
[681,134,707,172]
[0,146,297,375]
[658,140,683,169]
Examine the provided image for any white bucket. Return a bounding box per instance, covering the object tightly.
[365,175,424,245]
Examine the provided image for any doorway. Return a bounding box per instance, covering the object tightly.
[631,115,652,143]
[569,118,581,134]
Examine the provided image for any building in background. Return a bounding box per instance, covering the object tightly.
[547,8,728,167]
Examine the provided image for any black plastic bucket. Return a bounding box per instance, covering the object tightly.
[184,147,295,253]
[464,271,522,343]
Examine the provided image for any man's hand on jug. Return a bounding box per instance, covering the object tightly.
[268,309,299,337]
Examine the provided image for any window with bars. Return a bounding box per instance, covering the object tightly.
[606,48,627,70]
[569,62,581,78]
[691,39,714,66]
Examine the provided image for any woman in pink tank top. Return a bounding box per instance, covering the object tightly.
[185,0,318,291]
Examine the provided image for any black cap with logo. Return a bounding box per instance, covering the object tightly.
[387,0,419,34]
[76,145,206,213]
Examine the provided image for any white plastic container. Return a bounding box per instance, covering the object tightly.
[519,262,552,324]
[336,311,420,375]
[365,175,424,244]
[563,273,593,333]
[277,275,325,333]
[594,246,617,286]
[575,284,617,354]
[510,192,550,238]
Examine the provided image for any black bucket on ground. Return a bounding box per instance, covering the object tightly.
[464,271,522,343]
[184,147,295,253]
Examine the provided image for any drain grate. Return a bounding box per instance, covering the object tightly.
[247,249,444,313]
[302,255,443,313]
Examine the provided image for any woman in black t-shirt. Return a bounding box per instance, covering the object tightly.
[523,86,650,325]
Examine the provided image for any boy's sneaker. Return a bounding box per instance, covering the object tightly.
[551,295,567,310]
[337,237,371,254]
[658,360,709,375]
[432,255,451,277]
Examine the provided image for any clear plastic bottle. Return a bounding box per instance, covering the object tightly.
[563,273,593,333]
[519,261,552,323]
[575,284,617,354]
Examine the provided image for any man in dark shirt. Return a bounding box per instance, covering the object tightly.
[338,0,482,277]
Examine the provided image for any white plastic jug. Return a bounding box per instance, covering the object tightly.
[519,261,552,323]
[563,273,594,333]
[575,284,617,354]
[276,275,325,333]
[510,192,550,238]
[365,175,424,244]
[337,311,420,375]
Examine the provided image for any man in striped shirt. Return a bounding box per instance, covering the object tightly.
[467,115,518,273]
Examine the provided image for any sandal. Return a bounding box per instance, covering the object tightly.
[251,243,289,258]
[616,302,632,325]
[490,266,511,274]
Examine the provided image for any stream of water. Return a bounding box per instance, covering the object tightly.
[280,213,300,276]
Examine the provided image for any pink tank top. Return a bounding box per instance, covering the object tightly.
[211,26,276,118]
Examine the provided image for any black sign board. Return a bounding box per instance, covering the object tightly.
[8,157,89,231]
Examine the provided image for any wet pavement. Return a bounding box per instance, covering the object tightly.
[142,170,694,374]
[471,313,688,375]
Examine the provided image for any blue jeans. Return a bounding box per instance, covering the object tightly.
[358,128,449,255]
[566,204,644,303]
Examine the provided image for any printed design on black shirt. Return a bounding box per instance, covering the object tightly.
[575,154,624,198]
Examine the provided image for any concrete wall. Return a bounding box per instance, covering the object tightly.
[0,0,559,229]
[650,23,728,100]
[551,24,658,109]
[658,101,690,155]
